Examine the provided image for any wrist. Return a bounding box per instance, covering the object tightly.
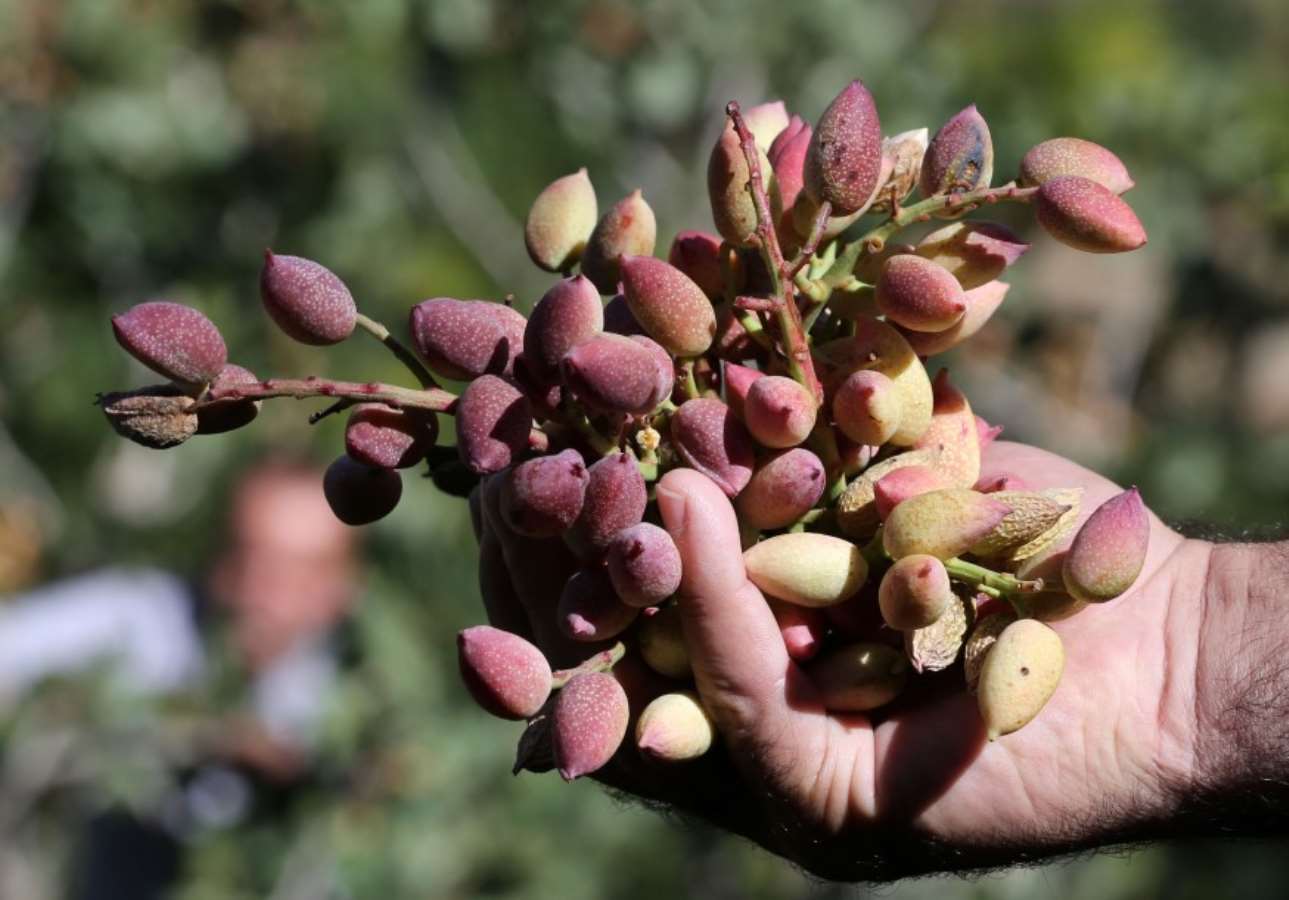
[1170,539,1289,831]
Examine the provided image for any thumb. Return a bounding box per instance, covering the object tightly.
[655,468,791,737]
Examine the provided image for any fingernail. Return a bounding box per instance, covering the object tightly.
[655,481,688,539]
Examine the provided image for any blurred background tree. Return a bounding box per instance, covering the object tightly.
[1,0,1287,895]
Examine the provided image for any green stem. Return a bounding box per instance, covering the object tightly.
[860,528,888,570]
[855,184,1039,255]
[680,360,701,401]
[787,507,830,533]
[735,310,774,351]
[807,422,847,501]
[569,411,617,456]
[943,557,1044,598]
[354,312,438,389]
[550,642,627,689]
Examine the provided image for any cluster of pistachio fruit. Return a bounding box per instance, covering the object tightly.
[98,78,1151,781]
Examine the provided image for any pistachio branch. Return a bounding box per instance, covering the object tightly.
[353,312,439,389]
[195,376,550,452]
[788,200,832,277]
[550,642,627,689]
[856,183,1038,254]
[725,101,821,402]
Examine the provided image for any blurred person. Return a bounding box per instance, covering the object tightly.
[0,459,361,896]
[480,441,1289,881]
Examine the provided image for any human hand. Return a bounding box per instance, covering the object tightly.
[475,441,1214,880]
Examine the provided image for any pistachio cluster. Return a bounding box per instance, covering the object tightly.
[98,79,1152,778]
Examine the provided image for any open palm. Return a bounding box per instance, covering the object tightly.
[476,441,1205,880]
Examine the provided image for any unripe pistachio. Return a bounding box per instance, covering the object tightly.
[525,168,598,273]
[524,275,604,379]
[964,611,1015,694]
[769,119,811,242]
[713,312,757,366]
[879,554,954,630]
[853,241,915,286]
[837,437,875,477]
[511,354,563,420]
[636,691,715,762]
[804,79,884,216]
[743,375,817,448]
[501,448,590,537]
[919,104,993,199]
[869,128,929,215]
[1062,487,1149,602]
[630,334,678,404]
[788,193,862,246]
[835,446,942,538]
[905,591,973,672]
[606,523,682,608]
[828,285,880,320]
[558,567,638,641]
[824,582,885,641]
[743,100,790,152]
[744,533,867,607]
[815,319,933,446]
[455,375,533,475]
[735,448,826,531]
[432,459,482,499]
[1035,176,1147,253]
[111,301,228,389]
[969,490,1072,557]
[409,298,525,381]
[100,387,198,449]
[551,672,629,781]
[808,643,908,712]
[882,488,1011,561]
[1019,137,1134,195]
[769,599,827,661]
[977,619,1065,740]
[896,281,1009,356]
[668,230,730,300]
[561,332,671,415]
[708,121,775,247]
[876,255,967,333]
[915,221,1029,291]
[721,361,764,421]
[770,114,807,158]
[637,604,690,680]
[602,292,645,336]
[1012,550,1089,622]
[457,625,552,720]
[259,251,357,346]
[344,403,437,469]
[832,369,902,447]
[873,465,951,521]
[975,472,1030,493]
[513,713,556,776]
[913,369,981,488]
[581,190,657,294]
[670,398,755,497]
[999,487,1084,566]
[195,364,260,435]
[620,255,716,357]
[322,455,402,525]
[565,453,647,560]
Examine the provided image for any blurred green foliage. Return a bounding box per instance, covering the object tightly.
[2,0,1289,896]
